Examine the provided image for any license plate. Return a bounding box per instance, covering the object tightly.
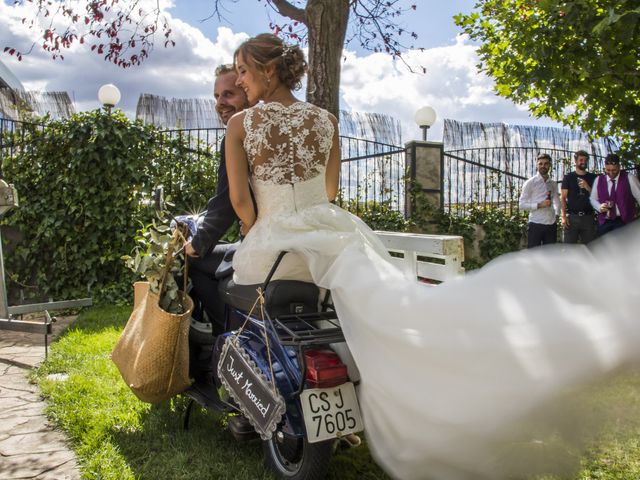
[300,382,363,443]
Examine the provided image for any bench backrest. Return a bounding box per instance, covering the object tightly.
[374,231,465,284]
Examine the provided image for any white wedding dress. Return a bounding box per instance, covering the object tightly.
[233,101,640,480]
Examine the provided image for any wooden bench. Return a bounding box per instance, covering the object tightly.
[375,231,465,283]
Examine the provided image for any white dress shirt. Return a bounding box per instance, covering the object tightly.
[518,173,560,224]
[590,172,640,214]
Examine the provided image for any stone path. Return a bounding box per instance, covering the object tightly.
[0,316,81,480]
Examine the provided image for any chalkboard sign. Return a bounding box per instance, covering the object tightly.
[217,337,286,440]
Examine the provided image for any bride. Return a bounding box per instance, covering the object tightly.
[225,33,640,480]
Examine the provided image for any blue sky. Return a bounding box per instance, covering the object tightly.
[168,0,478,52]
[0,0,560,141]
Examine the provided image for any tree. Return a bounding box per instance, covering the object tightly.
[5,0,172,66]
[4,0,420,118]
[455,0,640,157]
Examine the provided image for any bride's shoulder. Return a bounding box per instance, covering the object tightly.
[300,103,336,122]
[308,104,337,129]
[226,110,249,135]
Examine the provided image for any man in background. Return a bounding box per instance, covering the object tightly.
[560,150,597,244]
[519,153,561,248]
[590,153,640,235]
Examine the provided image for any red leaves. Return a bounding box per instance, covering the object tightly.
[6,0,173,69]
[2,46,22,61]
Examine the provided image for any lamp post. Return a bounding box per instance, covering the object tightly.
[414,106,436,141]
[98,83,121,113]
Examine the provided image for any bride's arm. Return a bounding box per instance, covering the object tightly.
[325,114,340,202]
[226,113,256,233]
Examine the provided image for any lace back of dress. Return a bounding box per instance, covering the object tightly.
[243,103,334,185]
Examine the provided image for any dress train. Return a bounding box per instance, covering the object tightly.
[308,223,640,479]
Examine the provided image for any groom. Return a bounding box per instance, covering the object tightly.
[184,64,250,330]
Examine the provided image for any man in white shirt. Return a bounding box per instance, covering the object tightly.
[590,153,640,235]
[518,153,561,248]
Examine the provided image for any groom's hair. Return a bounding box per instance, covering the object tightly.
[215,64,235,77]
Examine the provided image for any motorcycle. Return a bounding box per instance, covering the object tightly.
[176,214,364,480]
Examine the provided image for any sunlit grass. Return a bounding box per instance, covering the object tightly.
[34,305,640,480]
[34,305,388,480]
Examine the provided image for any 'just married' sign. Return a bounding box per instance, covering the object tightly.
[217,336,286,440]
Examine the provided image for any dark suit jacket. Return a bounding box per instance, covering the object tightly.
[190,137,237,257]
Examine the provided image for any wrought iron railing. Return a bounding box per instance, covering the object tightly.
[156,127,407,216]
[8,115,628,221]
[1,118,407,216]
[338,137,405,215]
[0,118,46,178]
[443,147,611,216]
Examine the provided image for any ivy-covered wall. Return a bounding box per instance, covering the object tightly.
[1,110,217,303]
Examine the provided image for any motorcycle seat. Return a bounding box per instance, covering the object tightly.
[214,242,239,280]
[219,277,320,318]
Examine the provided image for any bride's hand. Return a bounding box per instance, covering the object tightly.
[239,221,253,237]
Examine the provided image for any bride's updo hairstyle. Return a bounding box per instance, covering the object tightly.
[234,33,307,91]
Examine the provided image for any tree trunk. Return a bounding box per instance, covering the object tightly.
[304,0,349,119]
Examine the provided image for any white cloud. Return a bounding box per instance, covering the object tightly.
[0,3,559,140]
[0,2,245,117]
[340,35,559,143]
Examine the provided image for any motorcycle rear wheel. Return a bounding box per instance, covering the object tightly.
[263,432,333,480]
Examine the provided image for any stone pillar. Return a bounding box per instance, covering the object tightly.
[405,140,444,216]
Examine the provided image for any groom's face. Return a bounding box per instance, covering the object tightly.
[214,72,249,125]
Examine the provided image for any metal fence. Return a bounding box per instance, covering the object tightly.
[443,147,611,216]
[0,118,407,216]
[156,127,407,215]
[10,115,629,221]
[338,137,406,215]
[0,118,46,177]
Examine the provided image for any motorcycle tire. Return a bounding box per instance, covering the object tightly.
[188,324,216,346]
[263,432,333,480]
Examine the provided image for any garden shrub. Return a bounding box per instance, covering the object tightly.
[342,198,411,232]
[407,179,528,269]
[1,109,218,304]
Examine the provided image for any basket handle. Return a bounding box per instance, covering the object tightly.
[159,224,189,297]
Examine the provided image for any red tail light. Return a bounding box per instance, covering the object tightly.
[304,349,348,388]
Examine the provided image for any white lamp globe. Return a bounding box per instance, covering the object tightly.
[414,106,436,128]
[98,84,121,107]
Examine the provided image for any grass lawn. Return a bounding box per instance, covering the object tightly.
[34,305,389,480]
[34,305,640,480]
